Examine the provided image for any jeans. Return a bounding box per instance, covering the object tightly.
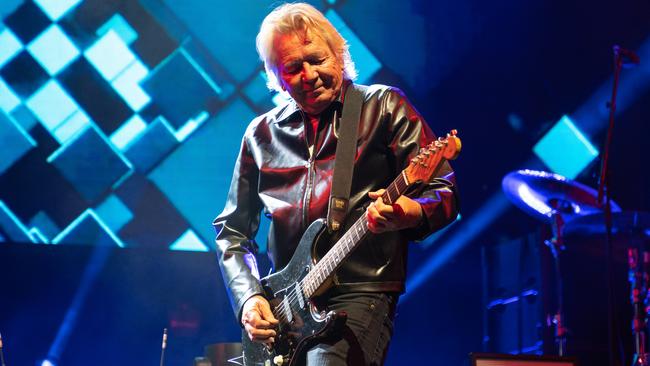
[305,292,398,366]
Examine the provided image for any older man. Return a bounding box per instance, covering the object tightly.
[214,3,459,365]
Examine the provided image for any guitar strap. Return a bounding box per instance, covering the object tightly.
[327,83,363,232]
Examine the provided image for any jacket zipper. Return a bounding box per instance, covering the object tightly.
[302,158,315,230]
[301,110,315,230]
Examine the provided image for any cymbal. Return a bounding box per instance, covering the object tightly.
[565,211,650,236]
[502,169,621,223]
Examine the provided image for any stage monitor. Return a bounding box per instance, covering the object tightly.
[471,353,578,366]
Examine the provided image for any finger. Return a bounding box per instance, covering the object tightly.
[259,303,279,325]
[380,203,403,221]
[368,189,386,199]
[367,208,388,233]
[245,325,276,341]
[245,311,272,328]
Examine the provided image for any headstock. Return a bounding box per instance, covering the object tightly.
[404,130,461,184]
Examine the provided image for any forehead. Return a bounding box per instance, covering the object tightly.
[272,31,331,64]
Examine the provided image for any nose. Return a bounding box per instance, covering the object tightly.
[301,62,318,83]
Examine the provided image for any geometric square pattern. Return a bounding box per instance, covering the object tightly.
[52,109,91,144]
[0,112,36,175]
[97,13,138,45]
[26,24,80,76]
[325,9,381,84]
[110,59,150,112]
[84,29,135,81]
[58,57,132,134]
[26,79,79,132]
[533,115,599,179]
[0,50,49,98]
[142,49,221,129]
[169,228,209,252]
[0,27,23,69]
[0,77,21,114]
[34,0,82,22]
[124,116,178,173]
[0,0,383,254]
[49,126,131,202]
[9,104,39,131]
[3,0,51,44]
[52,209,124,246]
[95,194,133,233]
[109,114,147,151]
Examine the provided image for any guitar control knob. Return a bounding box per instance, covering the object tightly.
[273,355,284,365]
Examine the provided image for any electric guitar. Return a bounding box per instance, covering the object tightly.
[241,130,462,366]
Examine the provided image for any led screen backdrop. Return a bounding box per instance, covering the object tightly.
[0,0,385,252]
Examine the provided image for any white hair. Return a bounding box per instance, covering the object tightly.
[256,3,358,93]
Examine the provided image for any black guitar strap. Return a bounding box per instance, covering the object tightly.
[327,83,363,232]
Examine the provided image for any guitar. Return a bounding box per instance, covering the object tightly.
[241,130,462,366]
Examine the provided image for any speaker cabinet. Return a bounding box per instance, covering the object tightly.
[471,353,577,366]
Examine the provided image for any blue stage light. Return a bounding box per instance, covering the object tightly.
[109,114,147,150]
[0,77,20,114]
[0,109,36,175]
[0,27,23,69]
[26,79,80,133]
[41,359,56,366]
[52,110,90,144]
[0,200,35,243]
[97,13,138,45]
[84,30,136,81]
[325,10,381,84]
[34,0,81,21]
[26,24,80,76]
[533,115,599,179]
[170,228,209,252]
[111,59,150,112]
[95,194,134,233]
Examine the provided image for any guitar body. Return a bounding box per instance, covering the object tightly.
[242,219,347,366]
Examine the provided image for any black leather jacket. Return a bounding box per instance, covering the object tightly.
[214,84,459,318]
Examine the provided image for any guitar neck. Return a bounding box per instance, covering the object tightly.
[300,171,411,298]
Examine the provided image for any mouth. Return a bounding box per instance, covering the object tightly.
[305,86,324,96]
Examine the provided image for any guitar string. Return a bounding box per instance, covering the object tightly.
[270,216,371,325]
[270,218,370,325]
[269,176,400,321]
[268,181,398,325]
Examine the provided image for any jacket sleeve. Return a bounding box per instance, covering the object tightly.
[383,88,460,241]
[213,132,265,322]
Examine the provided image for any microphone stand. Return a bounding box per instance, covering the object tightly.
[160,328,168,366]
[596,45,639,366]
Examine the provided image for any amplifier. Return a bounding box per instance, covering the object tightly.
[471,353,578,366]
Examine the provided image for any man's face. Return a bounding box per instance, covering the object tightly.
[273,30,344,116]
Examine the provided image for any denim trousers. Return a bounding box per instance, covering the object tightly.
[304,292,398,366]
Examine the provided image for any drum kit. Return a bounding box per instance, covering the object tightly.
[503,169,650,365]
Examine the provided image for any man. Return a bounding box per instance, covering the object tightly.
[214,3,459,365]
